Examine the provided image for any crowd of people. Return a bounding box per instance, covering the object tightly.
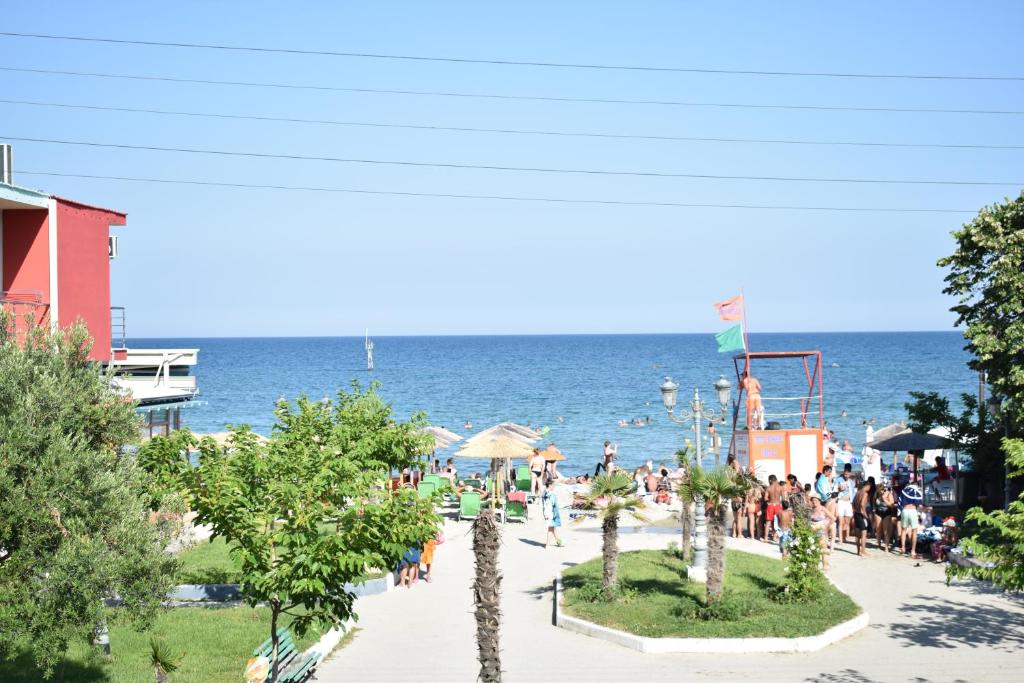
[732,460,960,569]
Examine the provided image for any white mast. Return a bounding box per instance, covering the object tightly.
[365,329,374,371]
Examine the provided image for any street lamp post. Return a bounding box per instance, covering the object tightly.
[659,375,732,583]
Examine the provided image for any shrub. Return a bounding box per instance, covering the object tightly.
[775,516,826,603]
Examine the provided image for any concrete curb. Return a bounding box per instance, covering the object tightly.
[553,575,869,654]
[162,573,394,605]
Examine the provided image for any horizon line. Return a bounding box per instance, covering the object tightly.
[128,329,965,340]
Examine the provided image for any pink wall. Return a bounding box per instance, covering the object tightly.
[56,200,125,362]
[1,208,50,300]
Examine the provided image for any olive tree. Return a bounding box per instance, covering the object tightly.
[0,317,175,677]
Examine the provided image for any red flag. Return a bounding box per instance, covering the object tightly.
[713,295,743,321]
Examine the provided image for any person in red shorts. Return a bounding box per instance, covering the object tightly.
[762,474,783,542]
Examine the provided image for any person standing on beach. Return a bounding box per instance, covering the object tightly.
[529,448,546,496]
[542,479,564,547]
[852,481,871,557]
[776,500,794,557]
[837,466,856,544]
[595,440,616,476]
[763,475,783,542]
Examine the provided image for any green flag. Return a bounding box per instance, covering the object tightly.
[715,323,745,353]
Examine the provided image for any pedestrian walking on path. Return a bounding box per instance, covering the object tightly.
[542,479,564,547]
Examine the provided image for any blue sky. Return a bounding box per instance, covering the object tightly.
[2,1,1022,336]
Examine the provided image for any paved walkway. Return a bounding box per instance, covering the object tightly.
[315,501,1024,683]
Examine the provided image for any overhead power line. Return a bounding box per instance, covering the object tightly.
[2,98,1021,151]
[16,170,976,214]
[3,66,1023,116]
[4,135,1020,187]
[1,31,1021,82]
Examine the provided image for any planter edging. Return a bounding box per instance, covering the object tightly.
[553,575,869,654]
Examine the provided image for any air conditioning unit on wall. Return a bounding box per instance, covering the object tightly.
[109,235,119,259]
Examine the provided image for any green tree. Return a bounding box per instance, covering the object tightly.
[939,191,1024,427]
[137,428,197,511]
[905,390,1005,495]
[936,192,1024,590]
[0,317,176,677]
[579,472,647,598]
[185,384,438,682]
[679,466,751,604]
[947,438,1024,590]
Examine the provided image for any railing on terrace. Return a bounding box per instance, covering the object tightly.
[111,306,126,349]
[1,290,50,338]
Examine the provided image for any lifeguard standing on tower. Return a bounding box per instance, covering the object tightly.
[741,370,764,430]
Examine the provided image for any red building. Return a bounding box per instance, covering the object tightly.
[2,151,198,434]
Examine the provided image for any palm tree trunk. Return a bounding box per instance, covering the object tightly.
[156,670,168,683]
[602,513,619,597]
[680,501,693,561]
[473,508,502,683]
[706,505,727,604]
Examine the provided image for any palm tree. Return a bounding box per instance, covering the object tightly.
[674,446,694,561]
[148,638,182,683]
[580,471,647,597]
[678,466,751,604]
[472,508,502,683]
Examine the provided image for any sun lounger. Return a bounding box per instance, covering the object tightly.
[417,481,437,499]
[504,499,528,523]
[459,491,482,520]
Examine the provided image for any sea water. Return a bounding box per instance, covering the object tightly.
[135,332,975,476]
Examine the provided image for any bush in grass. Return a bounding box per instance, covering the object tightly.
[693,591,762,621]
[775,516,826,603]
[572,582,639,604]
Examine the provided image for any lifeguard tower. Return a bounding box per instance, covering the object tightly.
[729,351,825,485]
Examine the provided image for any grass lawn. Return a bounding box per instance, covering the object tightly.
[176,536,241,583]
[175,536,387,584]
[0,607,323,683]
[562,549,860,638]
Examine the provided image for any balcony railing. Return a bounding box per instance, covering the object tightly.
[111,306,126,349]
[1,290,50,338]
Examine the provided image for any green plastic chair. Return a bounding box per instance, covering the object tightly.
[504,499,528,523]
[417,481,437,499]
[459,491,482,521]
[515,467,532,492]
[463,479,484,491]
[423,474,443,488]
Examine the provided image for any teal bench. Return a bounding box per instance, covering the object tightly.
[252,628,319,682]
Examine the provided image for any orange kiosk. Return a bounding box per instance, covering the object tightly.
[729,351,825,486]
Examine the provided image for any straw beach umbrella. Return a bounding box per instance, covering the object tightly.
[458,435,535,507]
[464,423,541,446]
[421,425,464,450]
[540,445,565,461]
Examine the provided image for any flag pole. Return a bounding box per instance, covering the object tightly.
[740,287,751,352]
